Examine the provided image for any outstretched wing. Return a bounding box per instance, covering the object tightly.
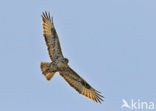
[59,66,103,103]
[41,11,63,61]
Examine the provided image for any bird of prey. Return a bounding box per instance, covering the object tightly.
[40,11,103,103]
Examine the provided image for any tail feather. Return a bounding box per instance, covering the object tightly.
[40,62,55,81]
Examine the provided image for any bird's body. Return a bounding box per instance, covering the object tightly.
[40,11,103,103]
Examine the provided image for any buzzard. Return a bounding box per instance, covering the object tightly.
[40,11,103,103]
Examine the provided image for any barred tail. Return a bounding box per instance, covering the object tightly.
[40,62,55,81]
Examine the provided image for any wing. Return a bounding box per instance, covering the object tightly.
[41,11,63,61]
[59,66,103,103]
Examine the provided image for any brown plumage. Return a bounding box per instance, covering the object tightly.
[59,66,103,103]
[41,12,63,61]
[40,11,103,103]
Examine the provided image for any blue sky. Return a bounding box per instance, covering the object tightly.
[0,0,155,111]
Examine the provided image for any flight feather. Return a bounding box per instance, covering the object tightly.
[41,11,63,61]
[59,66,103,103]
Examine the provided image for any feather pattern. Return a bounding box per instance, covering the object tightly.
[59,66,104,103]
[41,11,103,103]
[41,11,63,61]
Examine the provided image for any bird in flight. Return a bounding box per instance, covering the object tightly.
[40,11,103,103]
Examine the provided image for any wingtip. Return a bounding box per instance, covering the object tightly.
[41,11,54,24]
[95,90,104,104]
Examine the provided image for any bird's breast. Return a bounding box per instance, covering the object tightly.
[57,61,66,68]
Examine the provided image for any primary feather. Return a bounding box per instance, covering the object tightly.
[59,66,103,103]
[41,11,63,61]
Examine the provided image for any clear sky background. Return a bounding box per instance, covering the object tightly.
[0,0,155,111]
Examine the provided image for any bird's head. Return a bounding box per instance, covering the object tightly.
[64,58,69,64]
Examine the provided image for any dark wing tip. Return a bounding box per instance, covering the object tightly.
[41,11,53,22]
[95,90,104,103]
[80,80,104,103]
